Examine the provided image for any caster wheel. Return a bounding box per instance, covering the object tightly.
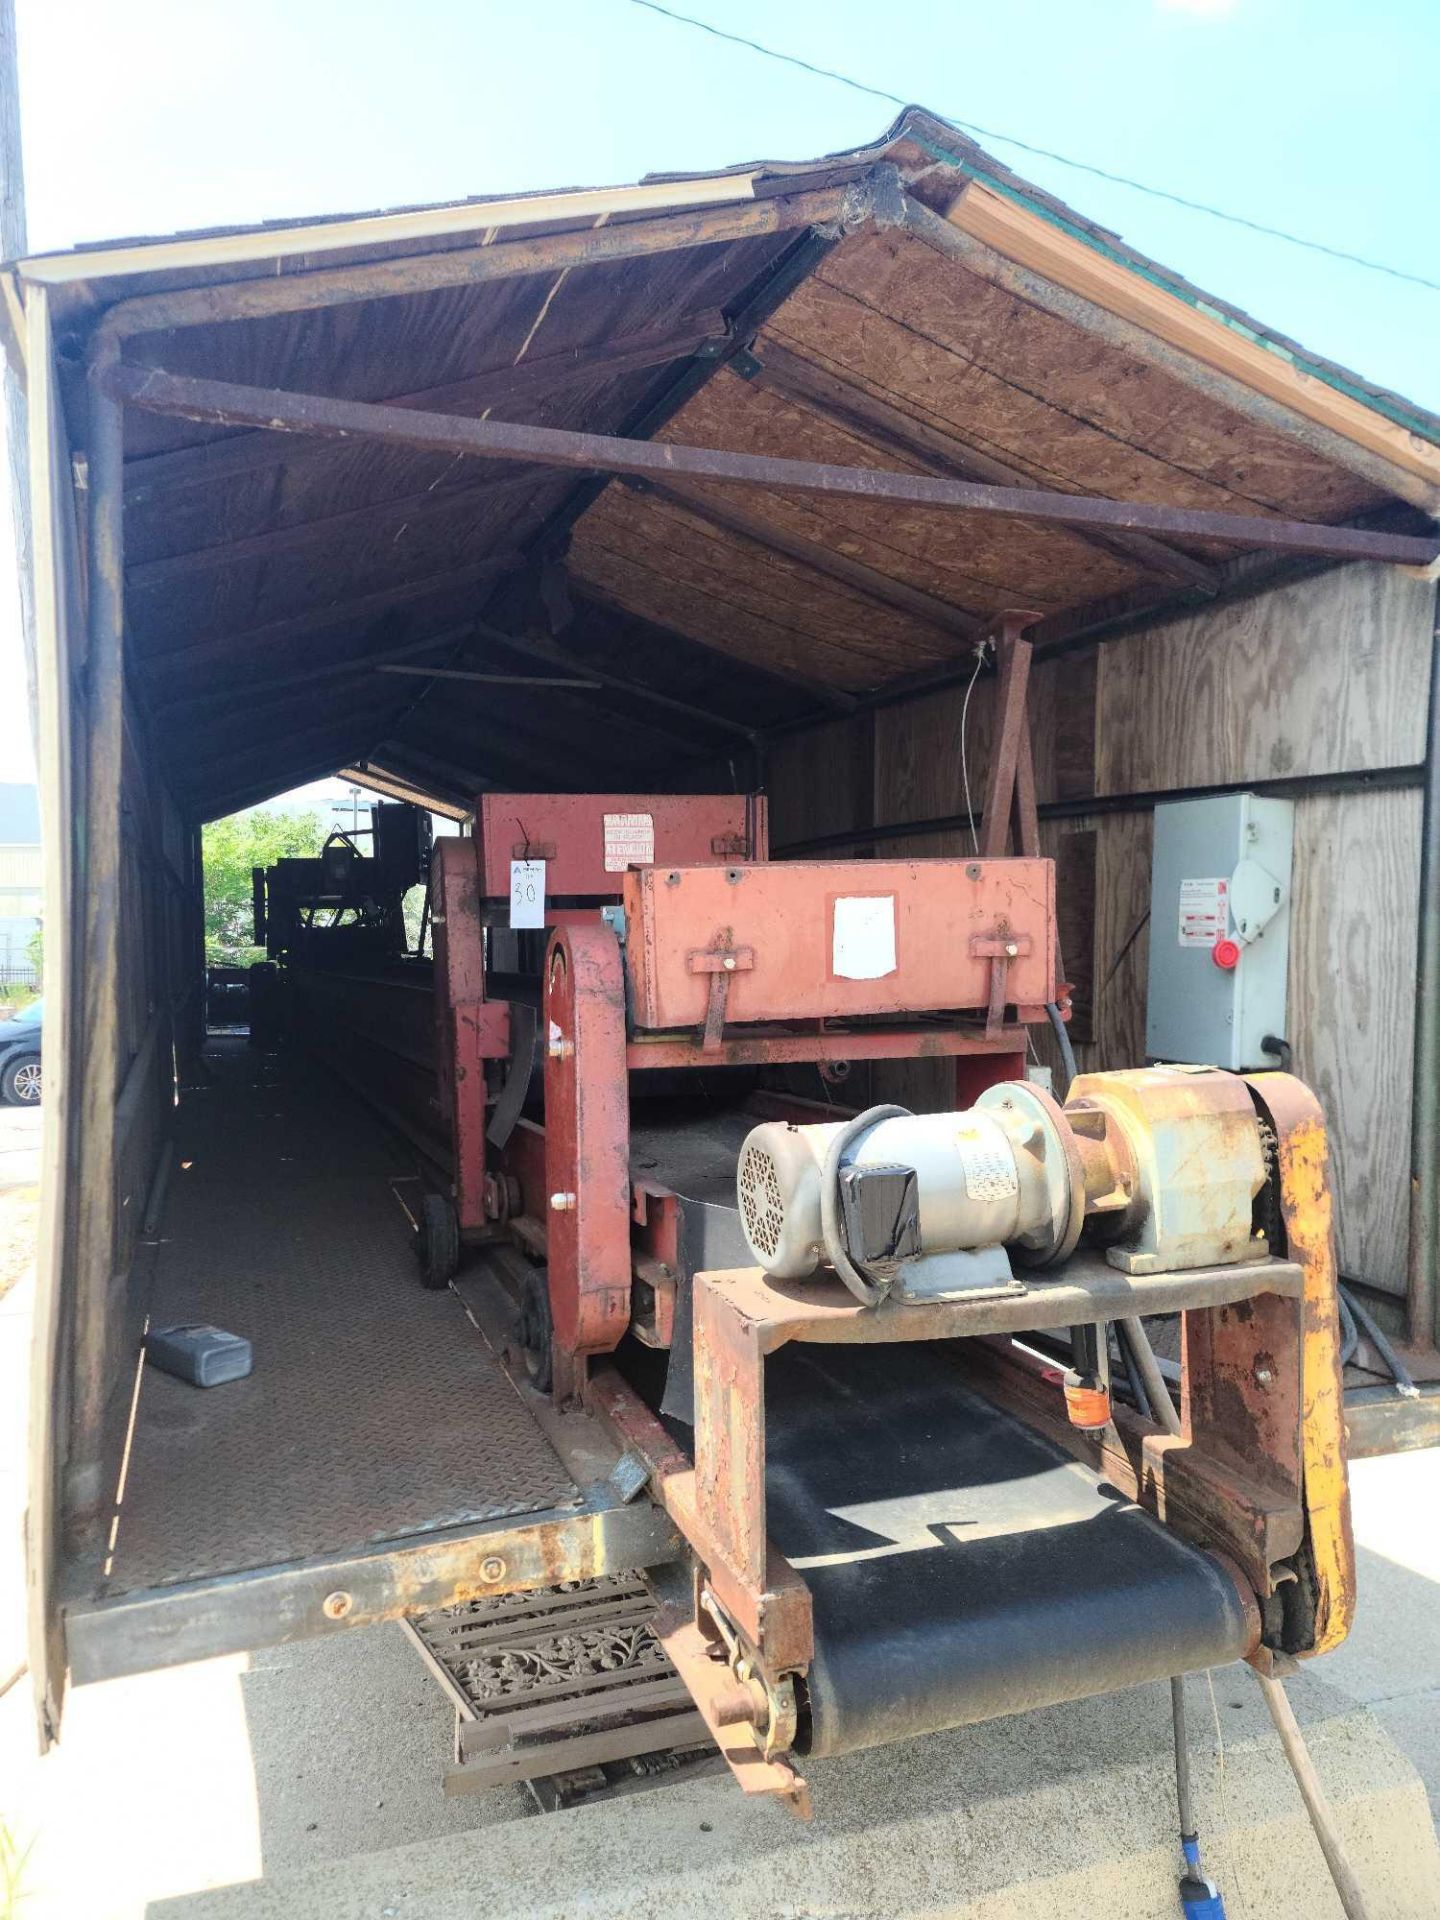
[516,1265,554,1394]
[415,1192,459,1289]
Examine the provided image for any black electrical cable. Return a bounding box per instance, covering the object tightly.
[1046,1002,1078,1098]
[1340,1284,1419,1398]
[1115,1323,1150,1420]
[625,0,1440,294]
[1338,1290,1360,1370]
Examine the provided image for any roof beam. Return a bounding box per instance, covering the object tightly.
[108,362,1440,568]
[94,178,877,340]
[123,307,729,504]
[571,580,856,716]
[903,191,1440,515]
[337,763,473,819]
[405,691,667,787]
[126,469,544,592]
[149,627,459,717]
[160,680,399,750]
[192,749,380,823]
[133,555,522,674]
[628,476,984,639]
[396,645,717,758]
[368,737,546,800]
[376,663,601,688]
[464,613,762,741]
[166,706,397,779]
[744,339,1220,591]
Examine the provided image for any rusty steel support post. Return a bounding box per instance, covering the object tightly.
[67,335,127,1524]
[104,363,1440,568]
[978,610,1044,859]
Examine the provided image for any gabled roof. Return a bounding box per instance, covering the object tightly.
[14,109,1438,820]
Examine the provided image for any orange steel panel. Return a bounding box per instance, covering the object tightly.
[476,793,767,899]
[624,858,1057,1029]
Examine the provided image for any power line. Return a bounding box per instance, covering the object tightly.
[626,0,1440,294]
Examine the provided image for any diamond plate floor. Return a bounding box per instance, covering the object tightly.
[102,1041,577,1597]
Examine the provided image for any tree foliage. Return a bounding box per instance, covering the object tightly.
[203,807,325,968]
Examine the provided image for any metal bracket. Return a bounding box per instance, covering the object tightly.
[970,928,1032,1038]
[687,942,756,1051]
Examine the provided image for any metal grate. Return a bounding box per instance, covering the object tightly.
[103,1042,577,1596]
[737,1138,784,1259]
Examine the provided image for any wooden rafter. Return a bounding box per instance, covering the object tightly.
[123,307,730,504]
[134,556,521,672]
[126,470,546,592]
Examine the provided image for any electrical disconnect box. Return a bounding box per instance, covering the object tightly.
[1145,793,1294,1071]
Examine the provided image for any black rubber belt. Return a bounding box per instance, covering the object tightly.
[760,1343,1254,1758]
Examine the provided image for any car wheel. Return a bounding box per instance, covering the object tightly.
[2,1055,41,1105]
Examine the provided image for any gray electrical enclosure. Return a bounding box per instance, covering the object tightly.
[1145,793,1294,1071]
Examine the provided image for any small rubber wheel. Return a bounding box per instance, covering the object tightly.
[415,1192,459,1289]
[516,1265,554,1394]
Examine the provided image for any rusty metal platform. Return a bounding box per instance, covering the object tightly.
[100,1042,579,1598]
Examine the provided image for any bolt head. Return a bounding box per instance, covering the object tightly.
[480,1556,507,1583]
[322,1590,353,1621]
[723,955,736,970]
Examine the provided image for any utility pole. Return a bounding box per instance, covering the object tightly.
[0,0,34,758]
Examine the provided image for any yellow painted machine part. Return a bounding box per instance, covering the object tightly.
[1247,1073,1356,1656]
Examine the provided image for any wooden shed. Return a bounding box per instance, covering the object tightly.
[13,107,1440,1735]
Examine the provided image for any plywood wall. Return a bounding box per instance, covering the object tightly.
[1096,563,1434,794]
[762,562,1436,1298]
[1286,788,1422,1294]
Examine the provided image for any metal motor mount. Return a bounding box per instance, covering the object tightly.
[736,1066,1270,1300]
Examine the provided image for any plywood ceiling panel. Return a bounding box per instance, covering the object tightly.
[659,372,1141,611]
[773,228,1385,523]
[572,486,965,689]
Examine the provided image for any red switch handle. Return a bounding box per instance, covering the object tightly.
[1212,937,1241,971]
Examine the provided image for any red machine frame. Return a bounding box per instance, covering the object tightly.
[431,792,1062,1378]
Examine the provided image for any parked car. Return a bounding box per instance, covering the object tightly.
[0,998,42,1104]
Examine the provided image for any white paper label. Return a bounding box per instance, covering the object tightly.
[1178,876,1228,948]
[955,1123,1019,1203]
[604,811,654,872]
[509,858,546,930]
[832,894,897,980]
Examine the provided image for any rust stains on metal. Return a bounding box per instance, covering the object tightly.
[106,362,1440,567]
[1245,1073,1357,1655]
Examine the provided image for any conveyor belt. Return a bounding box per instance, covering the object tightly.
[762,1344,1254,1757]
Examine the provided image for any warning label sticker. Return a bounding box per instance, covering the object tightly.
[603,811,655,871]
[955,1124,1018,1203]
[1178,876,1229,948]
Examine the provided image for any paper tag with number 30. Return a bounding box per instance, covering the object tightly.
[509,859,546,930]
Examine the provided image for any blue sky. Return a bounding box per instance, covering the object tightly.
[3,0,1437,787]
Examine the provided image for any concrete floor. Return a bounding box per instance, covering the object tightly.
[0,1134,1437,1916]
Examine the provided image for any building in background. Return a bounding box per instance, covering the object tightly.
[0,782,42,991]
